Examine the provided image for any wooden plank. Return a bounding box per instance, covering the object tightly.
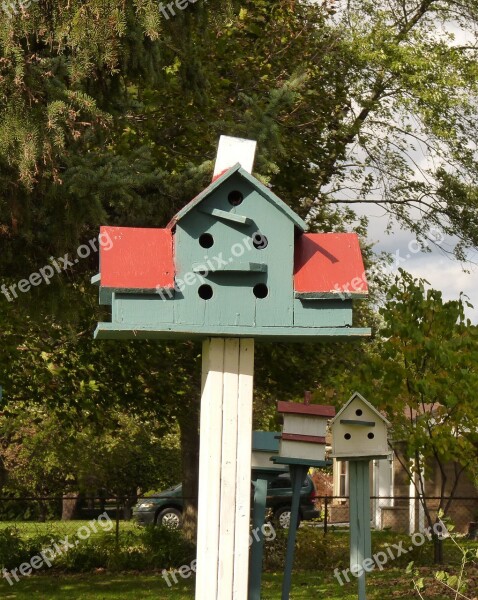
[293,298,353,328]
[281,433,326,444]
[278,402,336,418]
[280,439,326,462]
[195,338,254,600]
[349,461,360,571]
[295,291,368,300]
[200,207,252,225]
[349,460,372,600]
[113,293,174,325]
[340,419,376,427]
[272,456,331,468]
[233,338,254,599]
[192,262,267,273]
[94,322,372,340]
[195,339,225,600]
[217,339,240,597]
[213,135,257,177]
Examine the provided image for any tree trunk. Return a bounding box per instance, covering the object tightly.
[62,493,80,520]
[178,397,200,543]
[123,488,137,521]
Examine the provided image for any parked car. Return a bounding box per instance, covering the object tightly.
[133,472,320,529]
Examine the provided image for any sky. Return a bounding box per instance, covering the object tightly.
[361,205,478,323]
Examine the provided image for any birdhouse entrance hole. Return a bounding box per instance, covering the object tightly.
[228,190,244,206]
[198,284,213,300]
[253,283,268,299]
[252,233,268,249]
[199,233,214,248]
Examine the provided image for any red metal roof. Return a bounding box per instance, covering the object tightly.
[294,233,368,296]
[277,401,336,418]
[99,226,174,290]
[281,433,326,444]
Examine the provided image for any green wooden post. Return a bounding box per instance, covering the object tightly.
[249,478,268,600]
[349,460,372,600]
[281,464,309,600]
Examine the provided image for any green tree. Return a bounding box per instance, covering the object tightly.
[342,270,478,563]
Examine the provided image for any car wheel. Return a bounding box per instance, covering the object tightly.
[156,507,182,529]
[273,507,301,529]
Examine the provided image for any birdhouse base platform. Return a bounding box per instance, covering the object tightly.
[94,323,371,341]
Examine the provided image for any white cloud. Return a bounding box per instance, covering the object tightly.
[361,205,478,323]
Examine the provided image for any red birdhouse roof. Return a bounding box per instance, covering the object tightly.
[294,233,368,298]
[99,226,174,291]
[278,401,336,418]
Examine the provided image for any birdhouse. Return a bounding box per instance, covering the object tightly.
[331,392,390,460]
[92,137,370,341]
[251,431,283,471]
[277,401,336,463]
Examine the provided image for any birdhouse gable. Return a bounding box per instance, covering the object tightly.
[167,164,308,232]
[331,392,390,460]
[331,392,390,427]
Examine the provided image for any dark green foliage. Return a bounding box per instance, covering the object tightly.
[263,528,478,572]
[0,524,196,572]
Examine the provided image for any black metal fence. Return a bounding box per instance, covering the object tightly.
[0,494,476,535]
[316,495,478,536]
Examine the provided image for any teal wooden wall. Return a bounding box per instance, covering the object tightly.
[293,299,353,327]
[112,292,174,325]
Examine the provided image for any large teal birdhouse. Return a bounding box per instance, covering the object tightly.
[93,137,370,341]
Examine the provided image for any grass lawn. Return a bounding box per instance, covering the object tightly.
[0,522,475,598]
[0,569,462,599]
[0,520,139,540]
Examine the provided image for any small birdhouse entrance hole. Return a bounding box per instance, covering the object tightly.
[199,233,214,248]
[253,233,268,249]
[253,283,268,299]
[199,284,213,300]
[228,190,244,206]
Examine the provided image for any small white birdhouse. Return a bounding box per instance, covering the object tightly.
[277,401,336,462]
[331,392,390,460]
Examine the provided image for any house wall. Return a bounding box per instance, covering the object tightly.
[390,445,478,533]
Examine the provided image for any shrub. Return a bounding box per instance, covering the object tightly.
[0,527,29,569]
[141,525,196,569]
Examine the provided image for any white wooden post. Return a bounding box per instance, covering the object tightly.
[195,338,254,600]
